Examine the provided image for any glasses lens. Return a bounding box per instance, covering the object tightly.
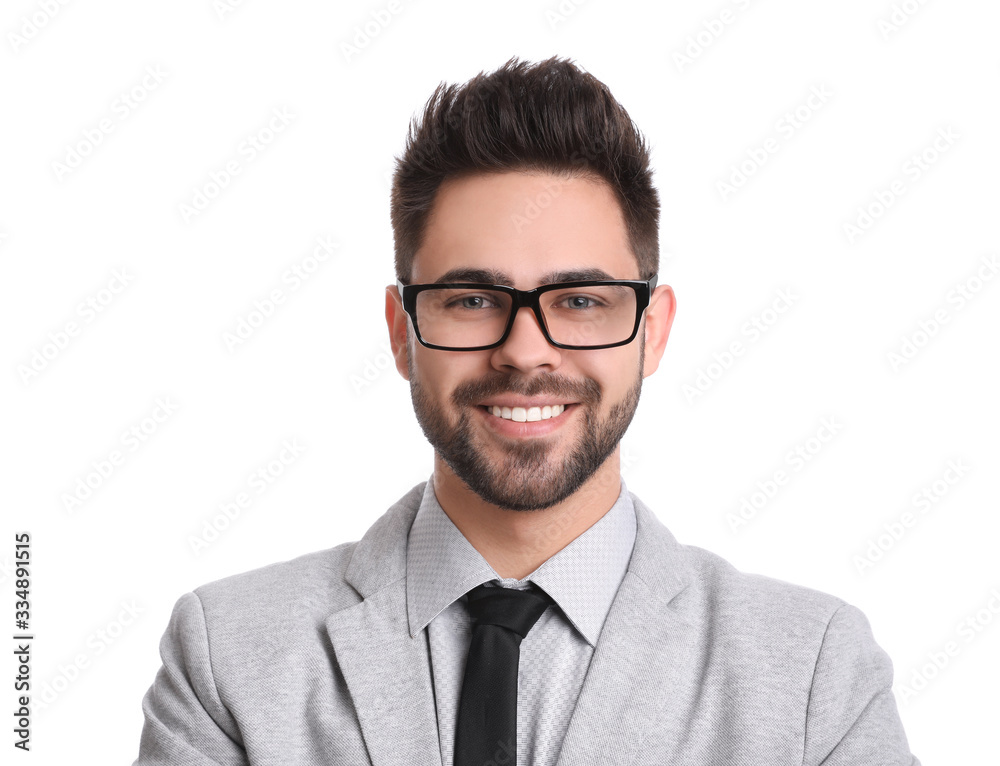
[414,288,514,348]
[539,284,638,347]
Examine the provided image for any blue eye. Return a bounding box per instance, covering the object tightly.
[442,292,502,310]
[558,295,603,310]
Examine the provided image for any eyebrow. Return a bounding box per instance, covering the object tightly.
[431,267,619,286]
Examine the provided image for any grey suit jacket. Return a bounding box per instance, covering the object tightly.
[135,483,920,765]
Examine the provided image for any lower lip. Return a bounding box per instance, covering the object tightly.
[476,404,576,437]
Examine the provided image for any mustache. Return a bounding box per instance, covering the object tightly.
[451,373,601,406]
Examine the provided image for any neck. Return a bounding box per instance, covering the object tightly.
[431,451,623,580]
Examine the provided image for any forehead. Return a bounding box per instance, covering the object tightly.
[411,171,638,287]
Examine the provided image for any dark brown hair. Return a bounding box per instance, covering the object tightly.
[390,56,659,282]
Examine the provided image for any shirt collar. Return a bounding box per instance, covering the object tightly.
[406,475,637,647]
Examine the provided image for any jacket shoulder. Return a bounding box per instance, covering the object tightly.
[670,541,850,651]
[194,542,361,628]
[145,541,366,713]
[187,482,426,642]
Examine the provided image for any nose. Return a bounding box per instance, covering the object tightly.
[490,304,562,373]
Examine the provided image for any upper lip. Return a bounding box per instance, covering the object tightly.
[479,399,575,408]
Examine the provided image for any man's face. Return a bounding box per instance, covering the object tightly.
[389,172,668,511]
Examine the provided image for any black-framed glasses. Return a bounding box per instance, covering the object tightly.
[396,275,658,351]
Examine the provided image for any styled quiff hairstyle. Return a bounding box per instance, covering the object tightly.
[390,56,659,283]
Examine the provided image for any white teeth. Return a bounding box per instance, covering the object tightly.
[488,404,566,421]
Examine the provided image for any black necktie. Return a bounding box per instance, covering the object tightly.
[454,583,554,766]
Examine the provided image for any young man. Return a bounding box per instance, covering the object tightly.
[134,58,920,765]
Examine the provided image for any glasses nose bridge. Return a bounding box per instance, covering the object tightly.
[508,286,548,331]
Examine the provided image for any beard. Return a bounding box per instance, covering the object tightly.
[408,338,645,511]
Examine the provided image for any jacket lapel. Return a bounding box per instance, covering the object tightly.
[326,484,444,766]
[554,494,699,766]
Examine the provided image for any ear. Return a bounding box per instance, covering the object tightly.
[641,284,676,378]
[385,284,411,380]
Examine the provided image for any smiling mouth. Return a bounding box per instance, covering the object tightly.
[480,404,571,422]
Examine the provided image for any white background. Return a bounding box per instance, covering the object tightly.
[2,0,998,762]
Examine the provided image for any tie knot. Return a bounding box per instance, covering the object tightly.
[465,582,554,639]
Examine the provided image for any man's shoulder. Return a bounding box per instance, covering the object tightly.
[196,540,357,600]
[661,537,861,663]
[646,533,869,677]
[188,482,425,627]
[632,493,847,630]
[189,541,362,639]
[680,540,846,618]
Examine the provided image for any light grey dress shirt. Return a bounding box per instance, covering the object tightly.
[405,476,637,766]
